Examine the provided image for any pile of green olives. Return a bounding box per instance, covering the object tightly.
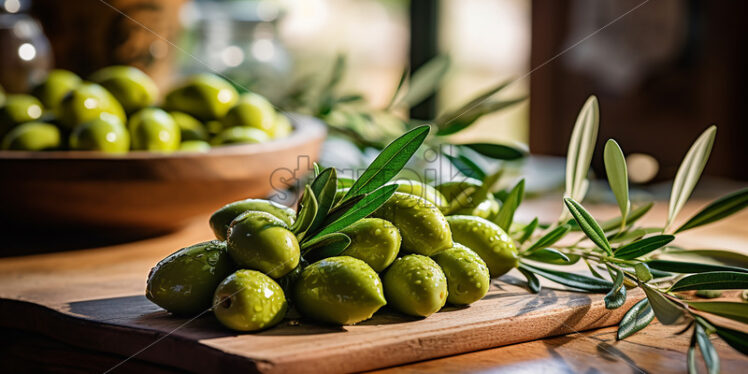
[0,67,292,153]
[146,179,518,332]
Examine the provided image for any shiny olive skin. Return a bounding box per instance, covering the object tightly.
[211,126,270,146]
[340,218,401,272]
[372,192,453,256]
[294,256,386,325]
[227,211,300,279]
[70,116,130,152]
[269,112,292,139]
[90,66,158,114]
[128,108,180,151]
[170,111,208,141]
[179,140,211,152]
[388,179,448,210]
[446,215,519,277]
[0,94,44,136]
[436,181,500,219]
[57,83,126,130]
[221,92,277,135]
[432,244,490,305]
[32,69,81,110]
[2,122,60,151]
[164,74,238,120]
[382,254,447,317]
[210,198,296,241]
[213,270,288,331]
[146,240,235,315]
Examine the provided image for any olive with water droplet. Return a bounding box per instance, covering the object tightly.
[339,218,401,272]
[446,215,519,277]
[432,243,490,305]
[146,240,235,315]
[210,198,296,241]
[382,254,447,317]
[227,211,300,278]
[372,192,452,256]
[294,256,386,325]
[213,270,288,331]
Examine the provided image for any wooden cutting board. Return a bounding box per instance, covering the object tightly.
[0,215,643,374]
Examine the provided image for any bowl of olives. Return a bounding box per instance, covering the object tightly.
[0,67,325,235]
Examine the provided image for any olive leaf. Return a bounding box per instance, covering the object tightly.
[313,162,321,177]
[653,249,748,269]
[563,198,612,255]
[598,203,654,232]
[517,218,539,244]
[604,266,627,309]
[523,248,572,265]
[584,259,607,280]
[302,233,351,263]
[604,139,630,226]
[344,125,429,200]
[526,224,571,252]
[386,66,410,109]
[392,55,450,109]
[693,323,720,374]
[518,266,541,293]
[290,185,318,240]
[676,188,748,233]
[686,301,748,324]
[666,126,717,232]
[613,235,675,260]
[608,227,661,244]
[493,179,525,231]
[639,282,687,325]
[714,324,748,355]
[646,260,748,274]
[564,95,599,203]
[337,177,356,189]
[435,98,525,136]
[306,168,338,235]
[669,271,748,292]
[444,153,486,180]
[519,263,613,292]
[617,298,655,340]
[313,184,398,239]
[445,169,503,215]
[462,142,528,161]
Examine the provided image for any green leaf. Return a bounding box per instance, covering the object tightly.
[617,298,655,339]
[517,218,539,244]
[386,66,409,109]
[436,98,525,136]
[676,188,748,233]
[394,55,450,108]
[462,142,527,161]
[686,301,748,324]
[524,248,571,265]
[614,235,675,260]
[444,153,486,180]
[313,162,321,177]
[670,271,748,291]
[336,177,356,189]
[290,185,318,240]
[564,198,612,255]
[301,233,351,263]
[526,224,571,252]
[519,263,613,292]
[640,282,686,325]
[314,184,398,239]
[714,325,748,355]
[518,266,541,293]
[344,125,429,200]
[666,126,717,232]
[634,263,653,282]
[647,260,748,274]
[654,249,748,269]
[585,259,607,280]
[494,179,525,231]
[306,168,338,235]
[604,139,630,225]
[564,96,599,202]
[695,324,720,374]
[599,203,654,232]
[608,227,661,244]
[687,328,698,374]
[604,267,627,309]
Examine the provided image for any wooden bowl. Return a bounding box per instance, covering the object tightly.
[0,114,325,237]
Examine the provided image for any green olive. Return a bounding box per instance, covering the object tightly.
[206,120,223,135]
[70,116,130,153]
[57,83,126,130]
[213,270,287,331]
[382,254,447,317]
[0,94,44,137]
[294,256,386,325]
[269,112,292,139]
[164,74,238,120]
[146,240,235,315]
[446,215,519,277]
[31,69,81,110]
[227,211,300,278]
[436,181,500,219]
[222,92,277,135]
[170,111,208,141]
[339,218,401,272]
[211,126,270,146]
[210,198,296,241]
[372,192,452,256]
[90,65,158,114]
[128,108,180,152]
[179,140,211,152]
[432,244,490,305]
[2,122,60,151]
[388,179,448,210]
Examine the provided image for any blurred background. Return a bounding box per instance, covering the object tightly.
[2,0,746,190]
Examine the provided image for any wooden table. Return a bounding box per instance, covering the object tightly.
[1,200,746,373]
